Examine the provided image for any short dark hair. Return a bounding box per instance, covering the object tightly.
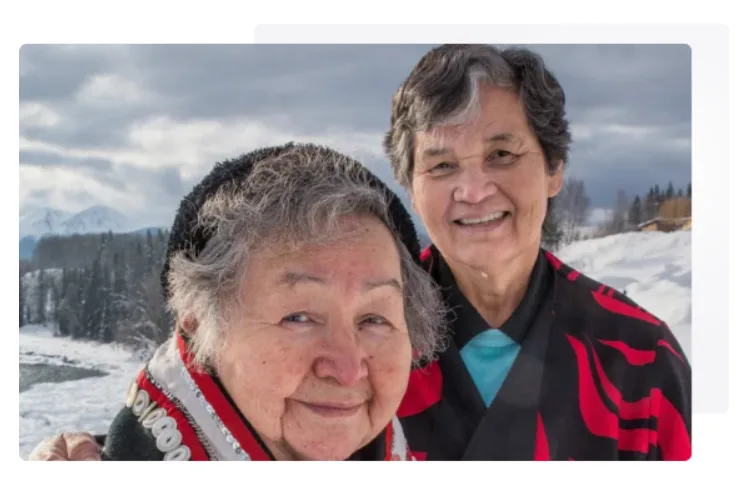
[384,44,572,188]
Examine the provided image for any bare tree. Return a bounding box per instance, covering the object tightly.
[553,177,591,245]
[602,189,630,235]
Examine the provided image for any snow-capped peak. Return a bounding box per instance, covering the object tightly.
[19,207,73,239]
[19,204,133,239]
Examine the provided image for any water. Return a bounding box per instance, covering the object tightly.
[20,363,109,393]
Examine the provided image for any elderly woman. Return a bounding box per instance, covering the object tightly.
[34,143,445,461]
[383,44,692,460]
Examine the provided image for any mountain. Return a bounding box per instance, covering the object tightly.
[18,205,169,260]
[57,205,130,237]
[20,205,140,240]
[19,207,72,240]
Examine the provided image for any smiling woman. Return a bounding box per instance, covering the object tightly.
[30,142,446,461]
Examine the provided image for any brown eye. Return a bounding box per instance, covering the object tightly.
[489,150,517,165]
[281,313,313,325]
[428,162,455,174]
[359,315,391,328]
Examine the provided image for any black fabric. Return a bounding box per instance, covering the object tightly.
[161,142,422,301]
[436,248,552,349]
[102,407,165,461]
[399,248,693,460]
[407,247,555,460]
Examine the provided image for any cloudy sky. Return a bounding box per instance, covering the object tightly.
[19,44,691,229]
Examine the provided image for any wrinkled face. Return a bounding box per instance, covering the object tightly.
[410,84,563,272]
[213,215,412,460]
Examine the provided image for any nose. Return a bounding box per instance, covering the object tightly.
[453,165,497,204]
[313,327,368,387]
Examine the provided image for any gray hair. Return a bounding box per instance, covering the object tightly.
[166,145,447,370]
[383,44,572,188]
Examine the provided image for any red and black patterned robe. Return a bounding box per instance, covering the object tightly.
[396,246,691,461]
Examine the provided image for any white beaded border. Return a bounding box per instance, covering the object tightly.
[125,381,192,461]
[176,360,252,460]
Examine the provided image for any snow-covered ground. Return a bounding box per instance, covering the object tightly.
[18,230,691,459]
[19,325,145,459]
[555,230,691,363]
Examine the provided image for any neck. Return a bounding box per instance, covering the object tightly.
[444,244,539,329]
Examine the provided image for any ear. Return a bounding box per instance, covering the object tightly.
[547,161,564,198]
[179,316,198,336]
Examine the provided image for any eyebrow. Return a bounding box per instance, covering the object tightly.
[278,271,403,294]
[278,271,327,287]
[363,278,403,294]
[420,132,517,158]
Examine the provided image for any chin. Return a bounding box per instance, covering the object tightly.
[286,435,367,461]
[451,238,517,266]
[282,413,372,460]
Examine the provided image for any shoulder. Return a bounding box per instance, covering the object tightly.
[542,249,683,354]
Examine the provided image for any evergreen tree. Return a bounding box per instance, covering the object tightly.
[35,269,46,325]
[666,181,675,199]
[20,229,173,348]
[628,195,643,226]
[687,182,692,198]
[19,275,25,327]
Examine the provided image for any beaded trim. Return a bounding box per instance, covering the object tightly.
[177,359,252,460]
[125,381,191,461]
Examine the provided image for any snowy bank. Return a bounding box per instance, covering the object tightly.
[19,325,145,459]
[555,230,691,362]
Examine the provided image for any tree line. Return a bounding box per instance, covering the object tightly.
[603,181,692,235]
[19,230,173,353]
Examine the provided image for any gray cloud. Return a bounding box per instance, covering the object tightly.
[19,43,691,225]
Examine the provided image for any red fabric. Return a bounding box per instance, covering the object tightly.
[589,339,652,420]
[136,369,210,461]
[177,335,271,460]
[591,291,661,325]
[384,421,393,460]
[533,412,550,460]
[567,335,655,454]
[544,251,563,270]
[397,361,443,418]
[598,339,656,366]
[652,388,692,460]
[657,339,687,365]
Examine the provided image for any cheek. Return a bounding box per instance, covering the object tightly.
[365,334,412,416]
[218,336,313,440]
[413,182,449,228]
[505,170,549,219]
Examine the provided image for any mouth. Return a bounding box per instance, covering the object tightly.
[295,400,365,418]
[454,211,511,227]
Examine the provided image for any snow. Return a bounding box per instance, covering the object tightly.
[19,207,71,240]
[18,230,691,459]
[19,204,141,240]
[555,230,691,363]
[19,325,145,459]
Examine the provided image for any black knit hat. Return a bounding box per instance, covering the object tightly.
[160,142,421,301]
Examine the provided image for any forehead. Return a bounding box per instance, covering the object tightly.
[250,216,402,277]
[415,86,531,151]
